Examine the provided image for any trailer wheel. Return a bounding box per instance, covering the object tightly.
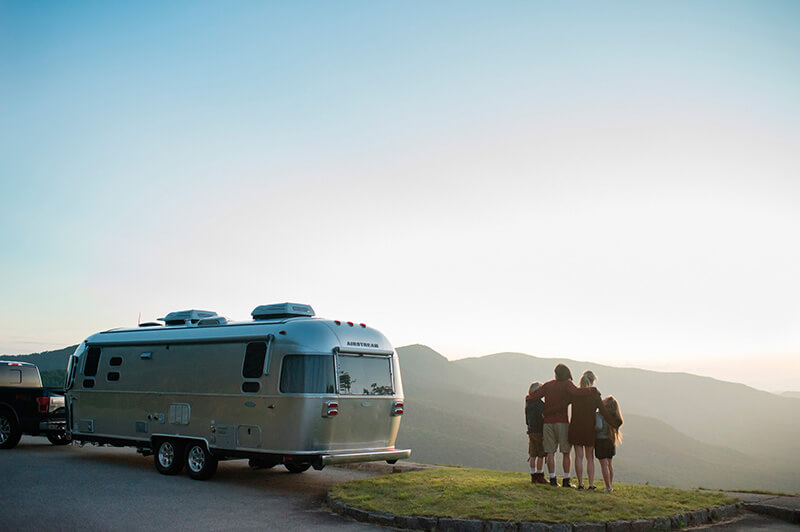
[0,410,22,450]
[185,442,218,480]
[46,432,71,446]
[284,462,311,474]
[153,439,184,475]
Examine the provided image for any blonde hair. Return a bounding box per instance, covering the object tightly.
[528,381,541,395]
[579,370,596,388]
[603,396,623,445]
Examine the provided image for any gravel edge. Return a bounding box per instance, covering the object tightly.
[327,496,742,531]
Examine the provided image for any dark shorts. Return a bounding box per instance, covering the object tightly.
[528,432,546,458]
[595,438,616,460]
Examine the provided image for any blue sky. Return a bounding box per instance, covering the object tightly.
[1,1,799,391]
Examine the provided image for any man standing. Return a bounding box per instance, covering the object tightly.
[527,363,599,487]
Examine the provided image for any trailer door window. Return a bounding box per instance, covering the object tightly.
[279,355,335,394]
[242,342,267,378]
[84,347,101,377]
[337,355,393,396]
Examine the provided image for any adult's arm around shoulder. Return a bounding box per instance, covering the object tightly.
[529,383,547,400]
[568,381,600,397]
[597,399,622,429]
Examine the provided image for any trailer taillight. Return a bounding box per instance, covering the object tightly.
[323,400,339,417]
[37,396,50,414]
[392,401,404,416]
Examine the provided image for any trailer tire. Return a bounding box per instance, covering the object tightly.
[46,432,71,446]
[185,442,218,480]
[0,409,22,450]
[284,462,311,474]
[153,438,184,475]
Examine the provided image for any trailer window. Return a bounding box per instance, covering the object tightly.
[337,355,393,395]
[280,355,335,394]
[84,347,101,377]
[242,342,267,378]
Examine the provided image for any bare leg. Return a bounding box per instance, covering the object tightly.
[546,452,556,477]
[574,446,584,487]
[535,456,544,471]
[587,447,595,488]
[599,459,611,491]
[562,451,571,477]
[608,459,614,487]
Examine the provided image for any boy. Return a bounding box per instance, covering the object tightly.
[525,382,547,484]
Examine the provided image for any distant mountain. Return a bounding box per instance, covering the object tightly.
[0,345,77,371]
[395,345,800,493]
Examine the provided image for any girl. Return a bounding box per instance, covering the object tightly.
[595,396,623,493]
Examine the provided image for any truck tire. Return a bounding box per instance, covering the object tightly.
[0,410,22,450]
[47,432,71,446]
[153,439,184,475]
[284,462,311,474]
[185,442,218,480]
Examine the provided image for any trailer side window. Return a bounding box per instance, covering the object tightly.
[84,347,102,377]
[279,355,335,394]
[242,342,267,378]
[337,355,394,396]
[109,357,123,367]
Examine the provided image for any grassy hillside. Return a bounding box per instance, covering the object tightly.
[331,469,736,523]
[396,345,800,493]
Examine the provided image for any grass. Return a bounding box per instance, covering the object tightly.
[330,468,737,523]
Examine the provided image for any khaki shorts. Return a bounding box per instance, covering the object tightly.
[528,432,546,459]
[543,423,571,454]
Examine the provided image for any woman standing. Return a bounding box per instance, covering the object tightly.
[568,370,619,490]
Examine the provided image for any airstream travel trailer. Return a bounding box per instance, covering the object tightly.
[64,303,410,480]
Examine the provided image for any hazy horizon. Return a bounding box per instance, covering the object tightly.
[2,2,798,394]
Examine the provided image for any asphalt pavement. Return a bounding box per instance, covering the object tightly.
[1,436,384,531]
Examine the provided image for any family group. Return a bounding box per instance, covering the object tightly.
[525,364,623,492]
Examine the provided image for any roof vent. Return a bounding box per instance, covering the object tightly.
[158,309,219,326]
[197,316,228,326]
[252,303,315,320]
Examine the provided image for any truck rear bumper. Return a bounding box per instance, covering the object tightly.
[320,448,412,466]
[39,420,66,432]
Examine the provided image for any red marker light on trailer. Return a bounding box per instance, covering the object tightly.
[334,320,341,325]
[278,330,287,335]
[359,323,366,328]
[347,321,354,327]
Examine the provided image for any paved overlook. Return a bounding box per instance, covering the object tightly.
[1,436,796,531]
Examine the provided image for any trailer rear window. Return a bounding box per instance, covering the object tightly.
[337,355,393,395]
[279,355,335,394]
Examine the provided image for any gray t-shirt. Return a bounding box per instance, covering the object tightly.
[595,412,610,439]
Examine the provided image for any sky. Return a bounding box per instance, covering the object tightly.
[1,1,798,393]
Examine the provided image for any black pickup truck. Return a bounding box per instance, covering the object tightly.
[0,361,68,449]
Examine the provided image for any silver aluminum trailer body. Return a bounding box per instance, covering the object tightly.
[64,304,409,479]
